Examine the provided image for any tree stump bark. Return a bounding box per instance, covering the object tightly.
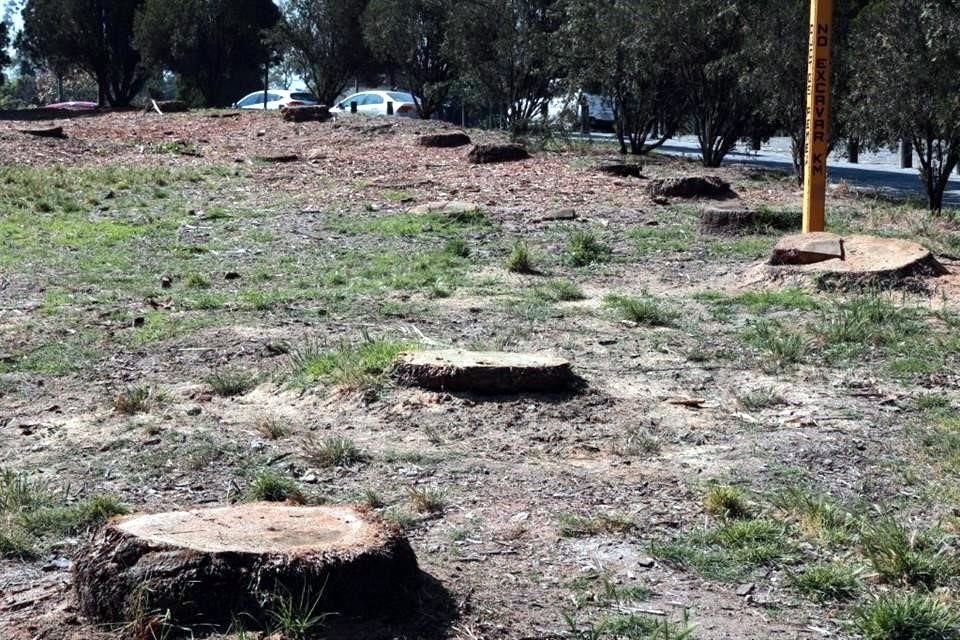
[281,105,331,122]
[73,504,419,629]
[646,176,735,200]
[699,208,756,235]
[467,143,530,164]
[393,350,579,394]
[597,163,643,178]
[18,126,66,139]
[418,133,472,148]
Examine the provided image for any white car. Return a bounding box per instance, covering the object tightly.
[233,90,319,110]
[331,91,419,117]
[545,92,616,129]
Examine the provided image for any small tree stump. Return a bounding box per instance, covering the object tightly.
[467,143,530,164]
[74,504,419,628]
[18,125,66,139]
[769,232,845,266]
[597,163,643,178]
[647,176,735,200]
[281,105,331,122]
[254,152,300,163]
[418,132,472,148]
[153,100,189,114]
[699,208,756,235]
[393,350,579,394]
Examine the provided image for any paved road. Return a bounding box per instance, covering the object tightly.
[583,133,960,208]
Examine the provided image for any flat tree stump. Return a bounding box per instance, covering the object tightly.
[765,234,947,286]
[393,350,578,394]
[407,200,482,218]
[597,163,643,178]
[74,503,419,628]
[18,125,66,139]
[467,143,530,164]
[418,132,471,148]
[281,105,331,122]
[647,176,735,200]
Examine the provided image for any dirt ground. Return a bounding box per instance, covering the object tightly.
[2,110,960,640]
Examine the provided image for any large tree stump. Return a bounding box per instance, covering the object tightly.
[647,176,735,200]
[467,143,531,164]
[393,350,579,394]
[18,125,66,139]
[418,132,472,148]
[597,163,643,178]
[74,504,419,628]
[765,234,947,288]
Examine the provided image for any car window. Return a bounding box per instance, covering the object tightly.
[237,94,259,107]
[365,94,385,105]
[387,92,414,103]
[267,93,284,102]
[290,92,317,102]
[345,94,363,107]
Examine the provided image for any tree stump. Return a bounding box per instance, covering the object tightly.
[597,163,643,178]
[765,234,947,288]
[74,504,419,628]
[253,152,300,163]
[393,350,579,394]
[153,100,189,114]
[281,105,331,122]
[418,132,472,148]
[18,125,66,139]
[647,176,735,199]
[467,143,530,164]
[699,208,756,235]
[407,200,482,219]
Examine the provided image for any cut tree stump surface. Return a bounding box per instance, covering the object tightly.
[74,503,419,627]
[418,132,471,148]
[393,350,578,394]
[765,234,947,283]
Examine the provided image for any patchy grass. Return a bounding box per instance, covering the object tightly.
[741,319,808,365]
[736,386,786,410]
[860,520,957,589]
[603,294,678,327]
[772,487,856,546]
[256,416,290,440]
[407,486,447,514]
[787,563,862,602]
[704,485,752,520]
[247,470,305,504]
[303,435,367,468]
[532,279,586,302]
[651,518,793,581]
[506,240,536,274]
[559,513,636,538]
[289,336,413,390]
[567,230,611,266]
[328,207,489,237]
[206,370,258,397]
[854,593,960,640]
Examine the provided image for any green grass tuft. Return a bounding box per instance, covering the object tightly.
[289,336,413,391]
[787,563,862,602]
[854,593,960,640]
[704,485,751,519]
[247,470,304,503]
[604,294,678,327]
[559,513,636,538]
[567,231,611,266]
[506,240,536,273]
[860,520,957,589]
[303,435,366,468]
[206,370,257,397]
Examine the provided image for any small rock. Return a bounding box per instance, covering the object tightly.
[637,557,656,568]
[736,582,756,597]
[301,471,318,484]
[652,196,670,205]
[160,275,173,289]
[185,407,202,416]
[132,316,145,328]
[538,208,577,222]
[510,511,530,523]
[224,271,241,280]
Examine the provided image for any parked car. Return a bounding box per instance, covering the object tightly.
[545,92,616,129]
[45,101,98,111]
[331,91,419,117]
[233,90,318,110]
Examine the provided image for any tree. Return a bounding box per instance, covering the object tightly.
[742,0,870,182]
[848,0,960,213]
[563,0,683,155]
[662,0,760,167]
[135,0,281,107]
[275,0,370,107]
[19,0,147,106]
[449,0,564,133]
[0,22,11,82]
[364,0,456,119]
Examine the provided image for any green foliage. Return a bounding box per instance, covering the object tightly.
[407,486,446,514]
[860,520,957,589]
[247,470,304,503]
[603,294,678,327]
[267,587,331,639]
[787,563,862,602]
[20,0,146,106]
[741,319,807,364]
[703,485,751,520]
[559,513,635,538]
[854,593,960,640]
[506,240,536,273]
[567,231,611,266]
[532,279,585,302]
[815,296,924,358]
[289,336,413,390]
[303,435,366,468]
[135,0,282,106]
[206,369,257,397]
[773,487,856,545]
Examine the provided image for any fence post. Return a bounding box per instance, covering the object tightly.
[387,101,394,116]
[350,101,358,114]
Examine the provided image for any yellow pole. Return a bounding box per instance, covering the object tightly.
[802,0,834,233]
